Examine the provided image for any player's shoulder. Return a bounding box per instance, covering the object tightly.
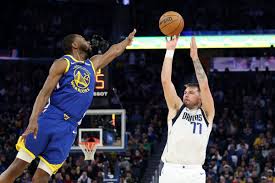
[168,100,183,113]
[49,58,68,74]
[200,106,214,124]
[168,103,185,122]
[53,58,68,68]
[54,57,67,63]
[90,54,103,72]
[90,54,102,62]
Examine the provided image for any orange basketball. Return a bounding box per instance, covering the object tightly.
[159,11,184,36]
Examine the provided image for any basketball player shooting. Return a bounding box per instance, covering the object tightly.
[159,36,215,183]
[0,29,136,183]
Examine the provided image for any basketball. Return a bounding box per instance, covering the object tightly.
[159,11,184,36]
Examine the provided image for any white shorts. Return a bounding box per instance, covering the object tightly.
[159,163,205,183]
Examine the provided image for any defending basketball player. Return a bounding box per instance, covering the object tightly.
[159,36,215,183]
[0,29,136,183]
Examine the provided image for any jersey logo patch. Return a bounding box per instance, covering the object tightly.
[71,65,91,93]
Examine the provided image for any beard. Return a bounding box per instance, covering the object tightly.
[85,47,93,58]
[79,44,93,59]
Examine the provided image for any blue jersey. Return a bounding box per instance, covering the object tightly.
[43,54,96,123]
[16,55,97,174]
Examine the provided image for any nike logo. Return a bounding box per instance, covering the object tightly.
[72,130,77,134]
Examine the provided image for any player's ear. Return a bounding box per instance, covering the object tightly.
[72,42,78,49]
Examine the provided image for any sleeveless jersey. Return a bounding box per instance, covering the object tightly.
[43,54,96,123]
[161,105,212,165]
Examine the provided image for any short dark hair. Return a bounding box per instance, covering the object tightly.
[62,34,78,54]
[184,83,200,91]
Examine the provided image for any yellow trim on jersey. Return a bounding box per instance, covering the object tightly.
[89,60,96,75]
[38,156,63,174]
[65,54,84,63]
[64,58,70,74]
[16,136,36,159]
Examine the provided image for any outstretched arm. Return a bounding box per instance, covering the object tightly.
[161,36,183,119]
[91,29,136,71]
[190,37,215,122]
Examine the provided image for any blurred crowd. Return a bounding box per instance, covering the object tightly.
[134,0,275,35]
[0,51,274,183]
[0,1,112,57]
[1,0,275,57]
[0,0,274,182]
[205,69,275,183]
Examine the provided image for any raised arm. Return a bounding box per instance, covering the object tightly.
[22,59,67,139]
[190,37,215,122]
[91,29,136,71]
[161,36,183,119]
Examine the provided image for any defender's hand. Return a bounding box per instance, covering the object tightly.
[190,37,199,61]
[22,117,38,140]
[126,29,136,46]
[166,36,179,50]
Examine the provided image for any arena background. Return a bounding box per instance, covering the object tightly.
[0,0,274,182]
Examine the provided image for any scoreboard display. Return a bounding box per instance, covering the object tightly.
[94,67,109,97]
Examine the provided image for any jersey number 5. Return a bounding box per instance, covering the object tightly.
[191,122,202,134]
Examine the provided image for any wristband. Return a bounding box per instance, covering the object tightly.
[165,50,175,58]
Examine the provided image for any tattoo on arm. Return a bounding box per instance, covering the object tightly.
[193,59,207,82]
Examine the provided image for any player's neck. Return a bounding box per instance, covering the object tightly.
[71,50,87,61]
[186,105,199,110]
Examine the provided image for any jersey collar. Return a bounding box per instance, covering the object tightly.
[65,54,85,63]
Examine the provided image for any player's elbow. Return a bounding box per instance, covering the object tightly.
[161,72,171,84]
[161,77,171,85]
[161,79,173,90]
[39,87,52,100]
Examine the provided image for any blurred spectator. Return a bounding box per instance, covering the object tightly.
[77,171,91,183]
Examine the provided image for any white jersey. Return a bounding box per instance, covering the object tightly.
[161,105,212,165]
